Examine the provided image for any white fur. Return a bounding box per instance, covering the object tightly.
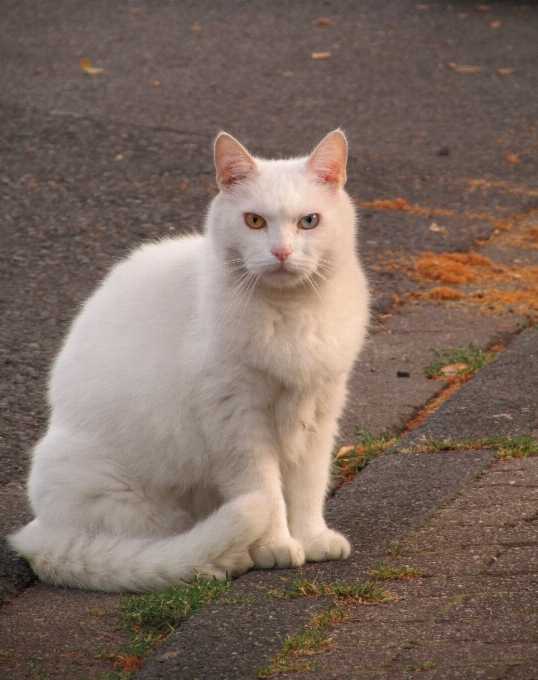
[9,131,369,592]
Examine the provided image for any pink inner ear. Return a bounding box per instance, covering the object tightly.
[319,160,343,185]
[306,131,348,187]
[310,158,345,186]
[220,161,249,186]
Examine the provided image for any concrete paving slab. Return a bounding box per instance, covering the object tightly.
[136,451,493,679]
[396,326,538,448]
[298,458,538,680]
[340,305,525,441]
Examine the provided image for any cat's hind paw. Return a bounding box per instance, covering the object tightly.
[250,538,305,570]
[303,529,350,563]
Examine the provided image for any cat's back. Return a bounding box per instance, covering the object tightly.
[50,234,206,407]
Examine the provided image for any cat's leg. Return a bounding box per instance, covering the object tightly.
[219,452,305,570]
[283,410,350,563]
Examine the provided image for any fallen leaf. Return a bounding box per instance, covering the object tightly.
[430,287,464,301]
[475,5,490,12]
[441,363,468,375]
[457,13,468,19]
[447,62,481,74]
[506,154,520,164]
[490,20,501,28]
[429,223,446,233]
[315,17,333,26]
[335,445,355,460]
[311,52,331,60]
[151,80,161,87]
[497,68,515,75]
[80,58,104,75]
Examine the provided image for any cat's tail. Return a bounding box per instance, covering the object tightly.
[8,492,269,593]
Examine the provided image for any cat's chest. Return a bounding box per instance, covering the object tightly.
[237,297,359,386]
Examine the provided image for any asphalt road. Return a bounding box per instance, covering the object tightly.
[1,2,537,677]
[2,0,537,486]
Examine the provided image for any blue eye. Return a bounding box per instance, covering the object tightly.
[298,214,319,229]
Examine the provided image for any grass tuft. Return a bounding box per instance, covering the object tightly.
[405,660,437,671]
[370,565,422,581]
[257,578,393,677]
[424,343,494,378]
[402,436,538,459]
[265,573,391,604]
[333,428,398,482]
[118,576,231,659]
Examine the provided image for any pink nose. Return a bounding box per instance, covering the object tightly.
[271,246,292,262]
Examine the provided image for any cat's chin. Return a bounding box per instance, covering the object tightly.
[259,268,308,290]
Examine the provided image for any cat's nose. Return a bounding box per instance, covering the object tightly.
[271,246,293,261]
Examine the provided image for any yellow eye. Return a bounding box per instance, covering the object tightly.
[245,213,266,229]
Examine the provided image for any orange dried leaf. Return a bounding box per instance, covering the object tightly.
[80,58,104,75]
[430,287,464,301]
[315,17,333,26]
[448,63,481,74]
[311,52,331,60]
[506,154,520,164]
[490,20,501,28]
[116,654,146,673]
[362,198,413,212]
[497,68,515,75]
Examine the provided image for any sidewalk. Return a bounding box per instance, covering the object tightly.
[132,327,538,680]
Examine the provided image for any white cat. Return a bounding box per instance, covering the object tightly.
[9,130,369,592]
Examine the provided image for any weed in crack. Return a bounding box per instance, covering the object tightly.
[370,565,422,580]
[401,436,538,459]
[257,578,394,677]
[333,428,398,483]
[424,343,495,378]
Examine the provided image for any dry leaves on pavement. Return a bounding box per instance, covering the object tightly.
[80,58,104,75]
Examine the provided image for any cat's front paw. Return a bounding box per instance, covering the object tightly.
[302,529,350,563]
[250,537,305,569]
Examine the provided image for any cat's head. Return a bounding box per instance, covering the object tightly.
[207,131,356,290]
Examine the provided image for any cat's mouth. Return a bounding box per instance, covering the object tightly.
[270,263,294,275]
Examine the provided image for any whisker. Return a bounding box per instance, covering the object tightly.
[229,275,258,345]
[315,270,338,293]
[217,271,252,303]
[223,264,248,274]
[306,273,323,301]
[199,273,254,369]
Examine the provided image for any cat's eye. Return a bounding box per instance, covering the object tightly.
[298,214,319,230]
[245,213,266,229]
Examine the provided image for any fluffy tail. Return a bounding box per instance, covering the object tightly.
[8,492,269,592]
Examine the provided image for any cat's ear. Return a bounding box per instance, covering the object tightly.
[306,130,348,188]
[214,133,257,189]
